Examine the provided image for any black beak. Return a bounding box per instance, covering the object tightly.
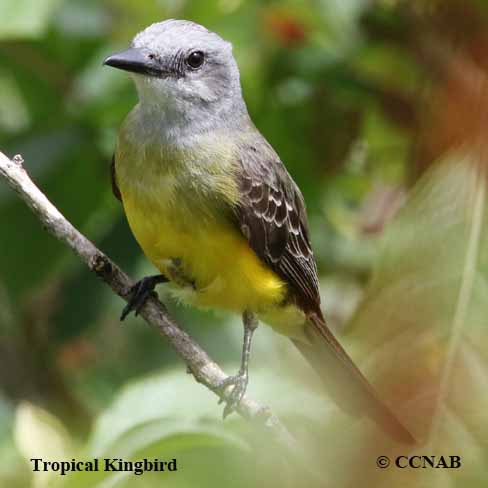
[103,48,163,77]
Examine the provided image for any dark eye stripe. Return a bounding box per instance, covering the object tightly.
[171,49,186,77]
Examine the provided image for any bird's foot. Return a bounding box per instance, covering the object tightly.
[217,372,248,419]
[120,274,167,321]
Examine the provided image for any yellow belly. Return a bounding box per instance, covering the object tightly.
[115,118,299,332]
[122,193,287,313]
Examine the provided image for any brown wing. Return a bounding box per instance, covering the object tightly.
[234,141,321,314]
[234,140,415,444]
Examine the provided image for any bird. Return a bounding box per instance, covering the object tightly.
[104,19,414,444]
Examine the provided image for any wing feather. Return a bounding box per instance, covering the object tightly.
[234,142,321,312]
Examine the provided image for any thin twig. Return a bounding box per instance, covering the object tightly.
[0,150,297,449]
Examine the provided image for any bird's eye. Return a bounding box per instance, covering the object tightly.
[186,51,205,69]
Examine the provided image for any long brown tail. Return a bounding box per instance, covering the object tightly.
[292,312,416,445]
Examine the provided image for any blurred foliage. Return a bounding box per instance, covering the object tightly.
[1,0,488,487]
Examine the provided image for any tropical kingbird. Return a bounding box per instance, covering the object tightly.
[104,19,414,443]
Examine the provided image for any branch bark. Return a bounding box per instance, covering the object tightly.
[0,150,296,448]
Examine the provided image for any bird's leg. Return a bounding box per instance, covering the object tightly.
[217,310,259,418]
[120,274,168,321]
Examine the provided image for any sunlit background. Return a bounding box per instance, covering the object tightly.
[1,0,488,487]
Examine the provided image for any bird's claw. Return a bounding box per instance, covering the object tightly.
[217,373,248,419]
[120,278,158,321]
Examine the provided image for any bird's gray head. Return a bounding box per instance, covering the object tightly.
[104,20,247,129]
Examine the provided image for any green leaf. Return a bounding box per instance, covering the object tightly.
[52,371,251,488]
[0,0,62,40]
[13,403,74,488]
[88,370,250,458]
[331,153,488,486]
[53,367,328,488]
[0,72,30,134]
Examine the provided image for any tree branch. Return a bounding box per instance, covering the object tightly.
[0,150,296,448]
